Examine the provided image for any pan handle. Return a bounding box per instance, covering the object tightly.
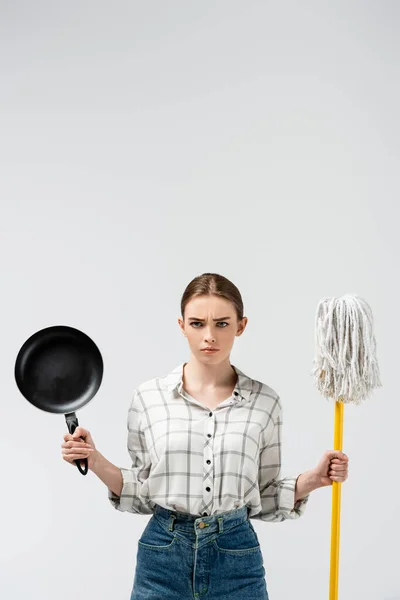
[65,412,88,476]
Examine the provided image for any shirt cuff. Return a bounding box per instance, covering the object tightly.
[278,476,310,519]
[108,468,154,514]
[108,468,136,512]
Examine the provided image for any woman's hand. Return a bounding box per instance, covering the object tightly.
[61,426,99,471]
[312,450,349,487]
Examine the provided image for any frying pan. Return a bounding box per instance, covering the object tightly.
[14,325,103,476]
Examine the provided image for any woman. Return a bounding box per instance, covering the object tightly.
[61,272,349,599]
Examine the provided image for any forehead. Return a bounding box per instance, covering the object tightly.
[185,295,234,315]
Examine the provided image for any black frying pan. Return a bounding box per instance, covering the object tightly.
[15,325,103,476]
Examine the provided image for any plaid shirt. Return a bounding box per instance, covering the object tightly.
[108,362,310,521]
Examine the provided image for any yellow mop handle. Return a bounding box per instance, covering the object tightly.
[329,400,344,600]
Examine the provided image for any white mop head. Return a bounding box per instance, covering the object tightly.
[311,295,382,405]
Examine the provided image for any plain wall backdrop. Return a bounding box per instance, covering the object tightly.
[0,2,398,599]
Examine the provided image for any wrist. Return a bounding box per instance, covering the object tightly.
[295,469,323,502]
[306,468,324,489]
[90,449,103,473]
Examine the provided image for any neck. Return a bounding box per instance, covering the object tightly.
[183,356,237,390]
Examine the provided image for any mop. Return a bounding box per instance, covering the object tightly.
[311,295,382,600]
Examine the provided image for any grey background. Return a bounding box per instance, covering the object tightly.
[0,2,398,599]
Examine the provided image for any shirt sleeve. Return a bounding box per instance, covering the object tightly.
[108,389,154,514]
[253,399,310,522]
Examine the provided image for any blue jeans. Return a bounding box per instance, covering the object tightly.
[130,503,269,599]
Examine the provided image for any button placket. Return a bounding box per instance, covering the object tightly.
[204,409,215,511]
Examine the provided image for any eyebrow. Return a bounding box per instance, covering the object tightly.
[188,316,232,321]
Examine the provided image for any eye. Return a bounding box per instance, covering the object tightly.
[190,322,229,328]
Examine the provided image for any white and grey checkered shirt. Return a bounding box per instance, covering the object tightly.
[108,362,310,521]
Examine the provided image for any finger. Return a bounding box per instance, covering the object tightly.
[329,469,349,477]
[63,454,89,463]
[64,440,91,448]
[62,442,81,449]
[329,452,348,461]
[61,445,92,452]
[72,428,87,440]
[69,441,91,447]
[65,453,91,459]
[330,464,348,472]
[63,448,94,456]
[329,468,348,476]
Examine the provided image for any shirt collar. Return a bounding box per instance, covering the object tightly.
[165,362,253,403]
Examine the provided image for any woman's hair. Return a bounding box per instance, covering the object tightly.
[180,273,244,322]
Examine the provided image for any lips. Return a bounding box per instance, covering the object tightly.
[201,348,219,352]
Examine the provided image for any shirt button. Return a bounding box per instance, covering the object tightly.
[209,412,212,417]
[206,486,211,492]
[206,459,211,464]
[202,512,208,516]
[234,391,239,396]
[207,433,212,438]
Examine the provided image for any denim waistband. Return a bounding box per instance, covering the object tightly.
[153,503,250,536]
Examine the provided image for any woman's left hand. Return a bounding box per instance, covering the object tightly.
[312,450,349,487]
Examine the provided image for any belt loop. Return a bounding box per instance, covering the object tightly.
[168,514,176,531]
[218,517,223,533]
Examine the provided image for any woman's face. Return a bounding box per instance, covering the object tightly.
[178,295,247,362]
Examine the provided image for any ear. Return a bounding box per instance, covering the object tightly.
[236,317,248,335]
[177,318,186,335]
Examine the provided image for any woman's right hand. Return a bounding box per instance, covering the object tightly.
[61,426,99,471]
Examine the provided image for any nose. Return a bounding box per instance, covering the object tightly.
[204,330,216,343]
